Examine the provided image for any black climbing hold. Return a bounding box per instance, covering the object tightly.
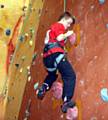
[15,63,19,68]
[0,4,4,8]
[22,6,27,11]
[5,29,11,36]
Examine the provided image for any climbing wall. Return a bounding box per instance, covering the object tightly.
[0,0,29,96]
[2,0,44,120]
[0,0,108,120]
[0,0,29,119]
[18,0,108,120]
[19,0,65,120]
[72,0,108,119]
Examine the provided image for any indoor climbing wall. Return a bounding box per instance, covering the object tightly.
[19,0,108,120]
[2,0,108,120]
[2,0,44,120]
[19,0,65,120]
[0,0,29,119]
[0,0,29,97]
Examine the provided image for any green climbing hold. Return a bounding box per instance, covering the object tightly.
[34,82,39,90]
[30,28,35,34]
[19,35,25,42]
[32,53,37,61]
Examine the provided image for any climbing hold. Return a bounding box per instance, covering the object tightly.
[38,9,42,16]
[100,88,108,102]
[19,35,24,42]
[90,5,95,10]
[22,6,27,11]
[32,61,36,66]
[30,28,34,33]
[66,106,78,120]
[15,63,19,68]
[31,7,36,11]
[27,70,30,74]
[27,66,30,75]
[30,28,34,39]
[19,68,23,73]
[41,53,43,56]
[7,96,14,102]
[21,56,26,61]
[99,0,105,4]
[0,4,4,8]
[106,23,108,29]
[69,33,76,45]
[51,82,63,99]
[5,29,11,36]
[27,66,30,70]
[34,82,39,90]
[60,114,64,119]
[28,76,31,82]
[32,53,37,61]
[29,40,33,46]
[25,33,29,38]
[90,117,97,120]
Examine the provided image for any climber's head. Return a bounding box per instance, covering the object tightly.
[58,11,75,29]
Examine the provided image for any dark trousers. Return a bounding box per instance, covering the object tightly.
[43,53,76,101]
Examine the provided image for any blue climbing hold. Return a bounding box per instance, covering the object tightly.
[100,88,108,102]
[19,35,24,42]
[99,0,105,4]
[5,29,11,36]
[106,23,108,29]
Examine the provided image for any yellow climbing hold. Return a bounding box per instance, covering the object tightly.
[29,40,33,46]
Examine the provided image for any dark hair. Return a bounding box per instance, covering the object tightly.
[58,11,75,24]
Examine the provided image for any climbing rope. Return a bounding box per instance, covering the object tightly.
[64,0,67,12]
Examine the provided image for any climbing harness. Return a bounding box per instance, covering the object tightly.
[43,41,65,72]
[46,53,65,72]
[44,42,63,53]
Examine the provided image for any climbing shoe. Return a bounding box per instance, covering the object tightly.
[61,100,76,113]
[37,83,49,100]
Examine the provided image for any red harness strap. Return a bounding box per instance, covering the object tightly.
[43,47,64,58]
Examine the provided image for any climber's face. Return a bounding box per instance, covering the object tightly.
[63,18,73,29]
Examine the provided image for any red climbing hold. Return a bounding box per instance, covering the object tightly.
[66,106,78,120]
[68,33,76,45]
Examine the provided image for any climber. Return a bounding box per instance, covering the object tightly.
[36,11,77,113]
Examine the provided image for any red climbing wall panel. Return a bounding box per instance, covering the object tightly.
[19,0,108,120]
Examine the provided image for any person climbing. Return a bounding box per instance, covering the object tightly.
[36,11,76,113]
